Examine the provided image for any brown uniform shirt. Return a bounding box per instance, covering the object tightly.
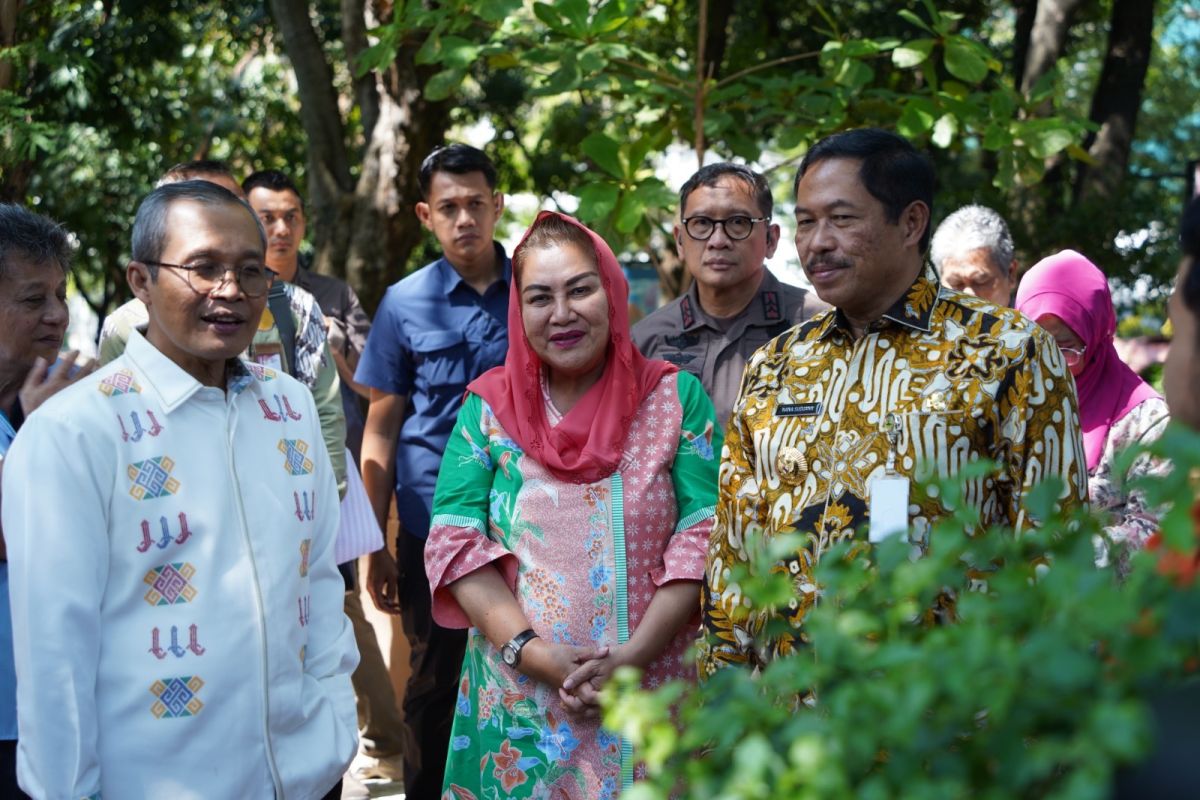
[633,269,828,428]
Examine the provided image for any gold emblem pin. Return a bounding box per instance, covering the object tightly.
[776,447,809,483]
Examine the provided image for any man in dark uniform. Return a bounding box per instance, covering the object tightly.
[633,163,827,427]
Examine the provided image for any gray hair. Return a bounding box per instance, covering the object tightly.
[131,180,265,275]
[930,204,1014,271]
[0,204,72,280]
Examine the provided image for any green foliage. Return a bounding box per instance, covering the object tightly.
[361,0,1087,251]
[606,431,1200,798]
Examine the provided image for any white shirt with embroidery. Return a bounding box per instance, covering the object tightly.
[2,329,358,799]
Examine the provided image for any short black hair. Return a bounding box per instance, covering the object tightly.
[132,181,264,277]
[242,169,303,204]
[418,144,497,199]
[679,163,773,219]
[794,128,935,253]
[1180,195,1200,317]
[159,159,238,186]
[0,204,72,280]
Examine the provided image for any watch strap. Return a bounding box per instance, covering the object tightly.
[503,628,538,666]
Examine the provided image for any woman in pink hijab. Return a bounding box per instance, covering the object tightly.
[423,211,721,798]
[1015,249,1170,563]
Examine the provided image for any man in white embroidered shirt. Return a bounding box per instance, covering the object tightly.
[1,181,359,798]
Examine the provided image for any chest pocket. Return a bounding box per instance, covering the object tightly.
[410,329,469,392]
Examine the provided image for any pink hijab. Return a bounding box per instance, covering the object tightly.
[1015,249,1160,471]
[469,211,676,484]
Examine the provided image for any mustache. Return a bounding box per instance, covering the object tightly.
[806,257,852,270]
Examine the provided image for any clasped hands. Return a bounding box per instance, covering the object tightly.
[538,641,634,718]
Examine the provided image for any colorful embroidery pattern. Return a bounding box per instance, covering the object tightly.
[136,513,191,552]
[299,538,311,577]
[149,676,204,718]
[143,562,197,605]
[278,439,314,475]
[127,457,180,500]
[244,362,277,381]
[98,369,141,397]
[149,624,205,658]
[117,410,164,442]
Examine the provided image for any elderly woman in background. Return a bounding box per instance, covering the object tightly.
[0,204,95,798]
[424,211,720,799]
[1015,249,1170,564]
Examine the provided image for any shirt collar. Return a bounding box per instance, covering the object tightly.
[680,267,789,333]
[817,268,939,340]
[436,242,511,296]
[124,328,253,414]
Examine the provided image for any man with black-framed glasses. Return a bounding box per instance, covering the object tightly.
[633,163,827,426]
[2,181,358,798]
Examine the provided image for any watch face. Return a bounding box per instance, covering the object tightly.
[501,645,517,666]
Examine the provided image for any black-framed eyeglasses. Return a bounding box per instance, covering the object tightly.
[1059,344,1086,368]
[682,215,770,241]
[141,260,276,298]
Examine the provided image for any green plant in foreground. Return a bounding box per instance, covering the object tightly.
[607,426,1200,799]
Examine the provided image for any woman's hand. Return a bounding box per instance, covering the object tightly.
[520,639,608,692]
[558,645,634,716]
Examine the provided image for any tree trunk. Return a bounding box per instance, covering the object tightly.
[266,0,354,278]
[1019,0,1085,96]
[343,5,450,313]
[1011,0,1037,92]
[340,0,380,154]
[1073,0,1154,206]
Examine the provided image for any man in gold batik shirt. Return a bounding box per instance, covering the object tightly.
[699,129,1089,676]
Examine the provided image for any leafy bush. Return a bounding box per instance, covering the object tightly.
[606,425,1200,799]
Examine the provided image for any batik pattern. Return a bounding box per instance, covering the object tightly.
[700,272,1090,676]
[1089,396,1171,571]
[426,372,719,799]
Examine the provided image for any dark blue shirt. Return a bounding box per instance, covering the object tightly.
[355,246,510,539]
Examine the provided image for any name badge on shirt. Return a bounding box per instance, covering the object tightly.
[776,402,822,418]
[868,474,910,543]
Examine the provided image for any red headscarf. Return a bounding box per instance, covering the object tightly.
[1015,249,1161,472]
[468,211,676,484]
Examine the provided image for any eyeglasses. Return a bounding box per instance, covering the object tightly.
[142,260,275,298]
[681,215,770,241]
[1059,344,1086,368]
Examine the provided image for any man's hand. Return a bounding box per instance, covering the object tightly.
[325,316,348,356]
[366,548,402,615]
[20,352,97,414]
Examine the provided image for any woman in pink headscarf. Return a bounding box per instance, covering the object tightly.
[1015,249,1170,563]
[423,211,721,799]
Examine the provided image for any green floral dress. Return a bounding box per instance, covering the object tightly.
[425,371,720,799]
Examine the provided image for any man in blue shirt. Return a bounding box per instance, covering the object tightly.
[356,144,509,800]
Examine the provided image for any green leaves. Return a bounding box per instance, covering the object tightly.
[943,36,990,83]
[606,424,1200,798]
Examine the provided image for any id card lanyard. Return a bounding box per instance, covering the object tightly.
[869,411,910,543]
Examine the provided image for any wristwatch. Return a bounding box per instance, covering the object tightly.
[500,629,539,668]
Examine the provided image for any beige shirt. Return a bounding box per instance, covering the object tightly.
[632,269,828,427]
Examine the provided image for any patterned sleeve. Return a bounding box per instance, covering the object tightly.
[1091,397,1171,559]
[698,351,771,677]
[655,372,722,586]
[999,326,1091,530]
[424,393,519,628]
